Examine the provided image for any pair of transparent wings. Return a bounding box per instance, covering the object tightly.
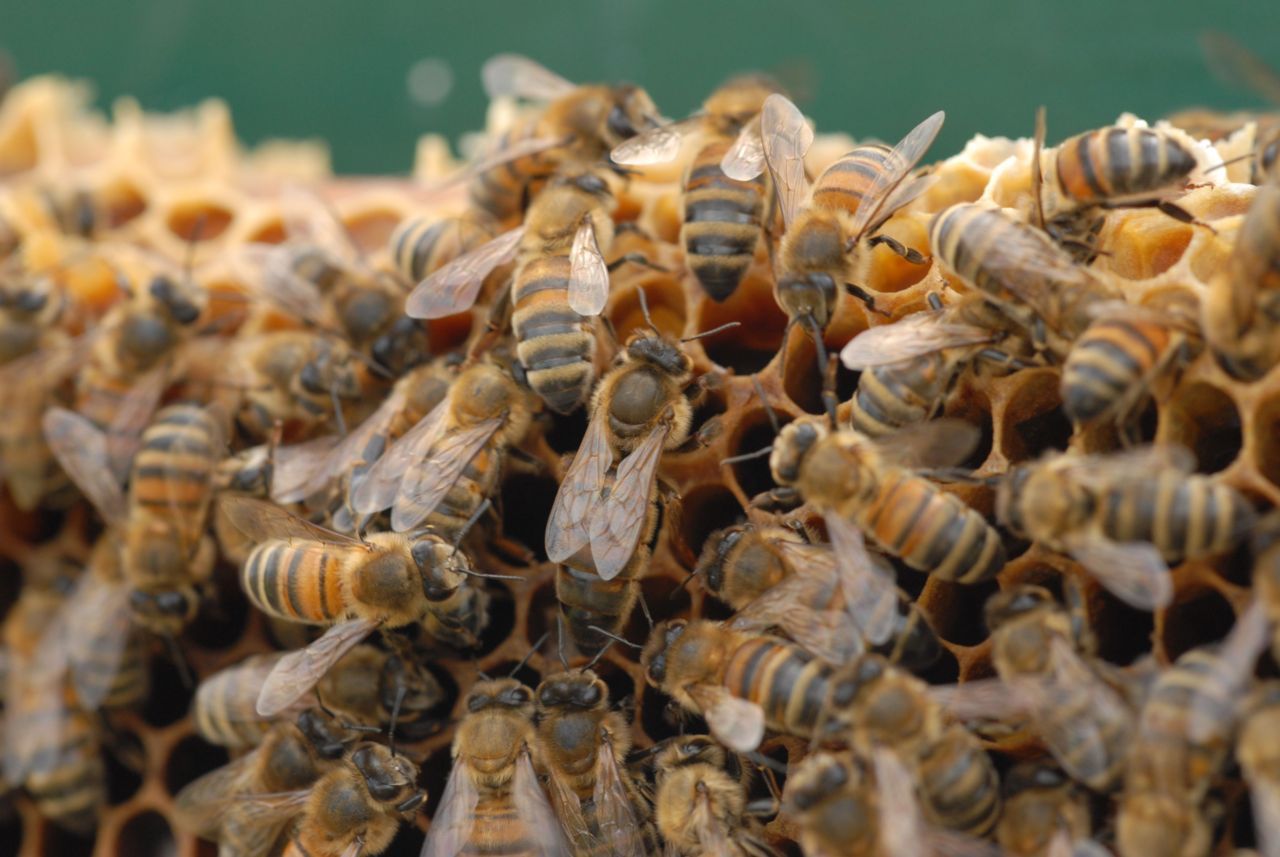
[544,735,648,857]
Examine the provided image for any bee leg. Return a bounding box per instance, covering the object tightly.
[613,221,652,238]
[867,233,927,265]
[505,444,545,475]
[973,346,1034,373]
[917,467,998,485]
[749,486,801,512]
[843,283,889,317]
[1155,200,1217,235]
[97,713,146,773]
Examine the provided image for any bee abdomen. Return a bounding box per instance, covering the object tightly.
[391,216,495,283]
[1056,127,1196,204]
[917,726,1002,836]
[724,637,831,738]
[811,144,894,216]
[849,355,953,437]
[681,144,765,302]
[556,565,637,656]
[1062,318,1168,423]
[241,541,345,624]
[1099,473,1255,561]
[469,122,555,224]
[513,256,594,414]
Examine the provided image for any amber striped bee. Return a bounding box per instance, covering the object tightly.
[930,202,1122,360]
[820,655,1003,838]
[406,168,627,415]
[641,618,837,751]
[996,445,1257,611]
[1237,680,1280,857]
[458,54,660,226]
[997,763,1095,857]
[349,359,533,536]
[174,709,361,857]
[840,291,1035,438]
[613,74,787,301]
[533,652,653,857]
[420,677,570,857]
[235,330,365,442]
[1203,173,1280,381]
[220,496,482,718]
[768,415,1006,588]
[1031,109,1201,261]
[281,742,425,857]
[759,95,943,358]
[649,735,780,857]
[1116,600,1270,857]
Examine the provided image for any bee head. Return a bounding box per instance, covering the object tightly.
[640,619,687,687]
[770,418,826,486]
[983,584,1055,632]
[536,672,605,711]
[604,84,659,147]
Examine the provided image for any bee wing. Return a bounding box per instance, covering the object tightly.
[1189,599,1269,744]
[61,571,135,711]
[720,114,766,181]
[236,243,329,327]
[173,747,262,836]
[567,219,609,317]
[823,515,900,647]
[351,398,450,515]
[1064,534,1174,612]
[687,685,766,753]
[591,740,647,857]
[421,760,480,857]
[690,790,736,857]
[42,406,125,526]
[1251,774,1280,857]
[219,496,367,548]
[513,748,574,856]
[405,227,523,320]
[481,54,577,101]
[840,313,995,369]
[426,137,569,194]
[870,418,982,471]
[280,186,362,267]
[545,767,589,842]
[391,417,502,532]
[729,553,864,664]
[958,217,1101,313]
[105,364,170,482]
[760,93,813,228]
[929,677,1031,722]
[3,645,75,785]
[1055,445,1196,487]
[1200,31,1280,105]
[871,747,925,857]
[256,617,379,718]
[588,423,666,581]
[610,118,697,166]
[847,111,945,239]
[546,408,615,564]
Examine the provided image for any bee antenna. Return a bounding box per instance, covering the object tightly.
[681,321,741,343]
[476,669,493,682]
[671,568,699,599]
[634,286,658,334]
[598,313,621,352]
[744,750,789,775]
[387,680,406,758]
[328,386,349,438]
[584,639,616,670]
[750,376,780,435]
[636,590,654,629]
[314,686,338,720]
[556,614,570,671]
[452,498,491,556]
[459,567,524,582]
[720,445,774,466]
[163,632,195,690]
[585,626,642,650]
[509,632,549,678]
[1204,152,1254,172]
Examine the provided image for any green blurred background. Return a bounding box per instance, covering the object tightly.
[1,0,1277,174]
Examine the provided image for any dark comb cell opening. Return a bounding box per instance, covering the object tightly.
[498,472,559,563]
[44,823,96,857]
[542,405,588,456]
[640,685,705,744]
[915,645,960,685]
[1002,371,1074,462]
[1160,588,1237,662]
[928,578,1001,647]
[344,209,401,254]
[419,746,454,820]
[486,659,542,690]
[698,272,787,373]
[114,811,175,857]
[622,577,690,656]
[0,812,20,857]
[1163,383,1241,474]
[186,564,250,650]
[164,734,229,799]
[383,823,426,857]
[142,657,194,728]
[1255,396,1280,490]
[595,659,639,708]
[610,279,686,343]
[166,202,233,242]
[471,583,515,657]
[1091,587,1156,667]
[102,181,147,228]
[729,411,791,501]
[679,484,743,566]
[104,731,146,805]
[953,405,994,471]
[783,334,858,415]
[524,582,561,655]
[247,219,287,244]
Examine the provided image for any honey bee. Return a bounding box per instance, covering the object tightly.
[696,520,805,610]
[649,735,780,856]
[933,585,1134,793]
[840,291,1035,438]
[236,330,365,441]
[421,676,571,857]
[1116,600,1270,857]
[1196,31,1280,182]
[390,211,501,285]
[0,269,65,366]
[1237,680,1280,857]
[1031,109,1202,260]
[1203,173,1280,381]
[174,708,361,857]
[930,202,1123,360]
[219,496,482,717]
[545,319,708,650]
[760,94,943,357]
[283,742,425,857]
[640,618,837,752]
[996,763,1094,857]
[350,359,533,535]
[533,651,652,856]
[820,655,1002,837]
[406,168,627,415]
[463,54,660,226]
[612,74,787,301]
[768,415,1006,588]
[1060,297,1202,437]
[996,446,1257,610]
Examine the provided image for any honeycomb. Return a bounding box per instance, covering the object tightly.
[0,75,1275,857]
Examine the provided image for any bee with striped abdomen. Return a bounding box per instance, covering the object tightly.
[997,763,1095,857]
[996,445,1257,611]
[612,74,787,301]
[234,330,365,442]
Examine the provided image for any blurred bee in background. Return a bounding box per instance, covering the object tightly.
[1196,31,1280,182]
[1117,600,1270,857]
[408,167,645,415]
[43,403,224,699]
[613,74,787,301]
[283,742,425,857]
[1237,680,1280,857]
[234,329,364,442]
[421,674,570,857]
[648,735,780,857]
[351,359,533,536]
[930,202,1123,361]
[840,290,1036,438]
[461,54,661,226]
[640,617,837,751]
[174,708,362,857]
[0,266,66,365]
[759,95,943,367]
[220,496,488,718]
[390,210,501,286]
[996,763,1095,857]
[996,445,1256,611]
[1203,171,1280,381]
[819,655,1003,838]
[533,637,652,857]
[1253,511,1280,662]
[1030,107,1202,262]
